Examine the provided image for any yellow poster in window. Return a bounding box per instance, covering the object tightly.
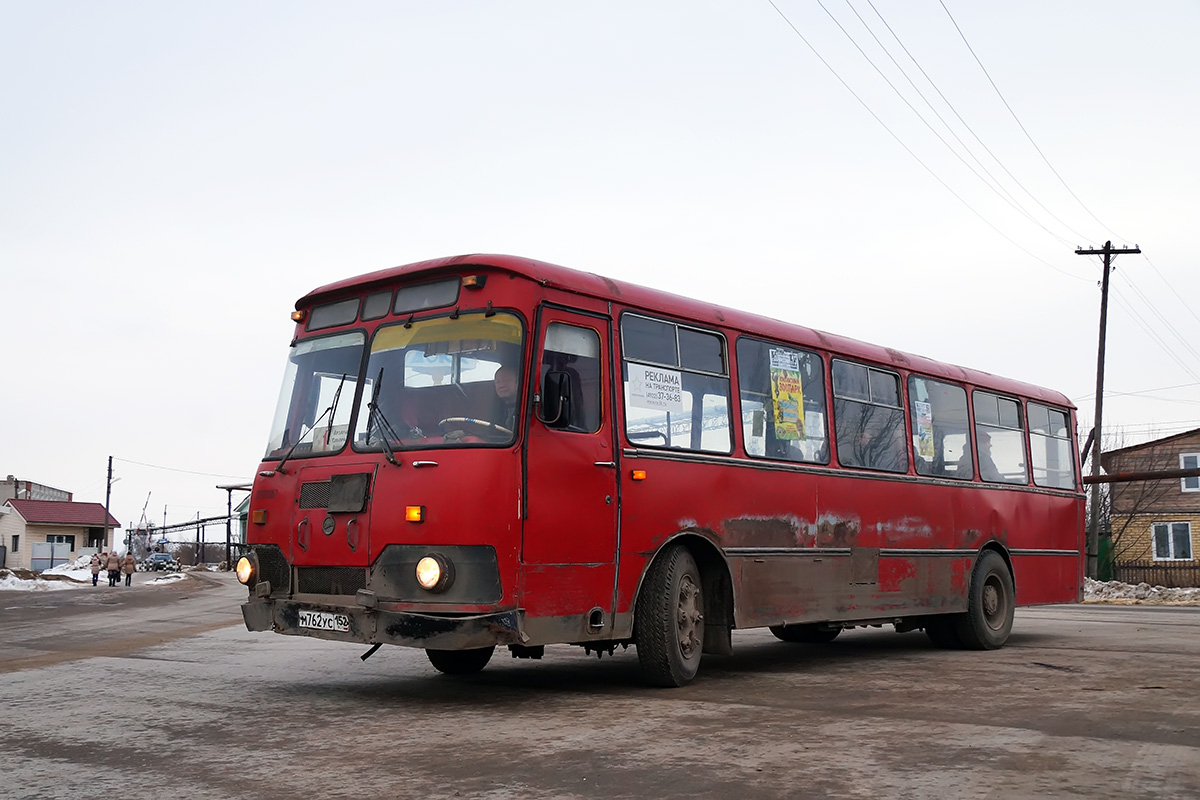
[769,349,805,441]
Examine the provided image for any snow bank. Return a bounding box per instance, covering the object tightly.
[0,570,80,592]
[1084,577,1200,605]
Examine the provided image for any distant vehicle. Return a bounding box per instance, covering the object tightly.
[142,553,180,572]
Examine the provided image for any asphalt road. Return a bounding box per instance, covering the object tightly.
[1,573,1197,800]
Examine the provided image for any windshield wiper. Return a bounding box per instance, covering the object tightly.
[366,367,400,466]
[275,373,346,475]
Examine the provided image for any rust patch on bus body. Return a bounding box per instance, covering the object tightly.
[600,276,623,296]
[815,515,860,547]
[722,517,808,548]
[884,347,911,367]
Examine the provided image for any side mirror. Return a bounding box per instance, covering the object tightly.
[537,371,573,428]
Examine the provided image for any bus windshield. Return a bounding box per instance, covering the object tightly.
[352,312,524,449]
[264,331,365,459]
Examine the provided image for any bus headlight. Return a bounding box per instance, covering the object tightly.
[415,554,454,593]
[236,555,258,586]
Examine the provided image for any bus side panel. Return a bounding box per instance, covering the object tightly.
[616,456,1083,629]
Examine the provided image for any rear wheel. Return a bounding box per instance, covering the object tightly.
[769,623,841,643]
[953,551,1015,650]
[635,545,705,687]
[426,646,495,675]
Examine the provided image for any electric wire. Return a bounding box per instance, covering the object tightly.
[1110,288,1200,383]
[939,0,1129,243]
[766,0,1088,282]
[1115,270,1200,368]
[834,0,1077,249]
[865,0,1096,246]
[113,457,248,481]
[817,0,1076,249]
[1142,253,1200,327]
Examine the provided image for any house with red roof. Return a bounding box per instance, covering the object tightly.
[0,499,121,572]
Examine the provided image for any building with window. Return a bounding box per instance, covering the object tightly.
[1,476,72,503]
[0,499,120,572]
[1101,428,1200,587]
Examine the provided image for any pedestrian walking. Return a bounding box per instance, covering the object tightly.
[90,553,102,587]
[122,552,137,587]
[105,550,121,587]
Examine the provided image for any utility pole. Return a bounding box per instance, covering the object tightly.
[1077,240,1141,578]
[103,456,114,552]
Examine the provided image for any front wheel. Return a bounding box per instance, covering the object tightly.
[635,545,705,687]
[426,646,495,675]
[769,623,841,643]
[953,551,1015,650]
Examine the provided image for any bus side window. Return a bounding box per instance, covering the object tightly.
[972,392,1029,484]
[621,315,732,454]
[832,360,908,473]
[542,323,601,433]
[908,375,971,479]
[735,337,828,464]
[1029,402,1075,488]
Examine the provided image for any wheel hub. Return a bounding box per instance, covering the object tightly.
[676,575,703,658]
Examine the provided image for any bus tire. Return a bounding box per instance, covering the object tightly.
[635,545,705,687]
[923,616,963,648]
[769,624,841,643]
[426,646,495,675]
[953,551,1015,650]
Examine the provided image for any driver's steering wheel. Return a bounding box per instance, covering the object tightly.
[437,417,514,440]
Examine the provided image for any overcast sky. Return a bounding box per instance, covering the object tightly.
[2,1,1197,536]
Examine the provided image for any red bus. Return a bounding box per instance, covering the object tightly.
[238,254,1083,686]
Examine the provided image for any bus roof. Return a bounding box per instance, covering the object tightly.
[299,253,1075,409]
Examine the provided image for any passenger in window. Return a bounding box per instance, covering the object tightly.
[967,430,1004,482]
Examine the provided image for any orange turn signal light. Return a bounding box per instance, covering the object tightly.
[631,470,647,481]
[462,274,488,289]
[405,505,426,523]
[251,509,268,525]
[290,310,306,322]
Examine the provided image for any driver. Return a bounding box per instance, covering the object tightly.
[493,365,518,431]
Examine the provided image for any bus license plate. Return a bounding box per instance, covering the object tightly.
[299,610,350,632]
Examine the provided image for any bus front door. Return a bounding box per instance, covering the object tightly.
[523,306,619,636]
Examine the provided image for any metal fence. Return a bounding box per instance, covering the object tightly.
[1113,560,1200,588]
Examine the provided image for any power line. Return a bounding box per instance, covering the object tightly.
[112,457,249,481]
[864,0,1096,246]
[1143,253,1200,328]
[828,0,1080,249]
[766,0,1090,282]
[940,0,1129,243]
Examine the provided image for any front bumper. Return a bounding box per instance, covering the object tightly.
[241,597,524,651]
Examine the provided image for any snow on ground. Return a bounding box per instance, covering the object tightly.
[146,573,188,585]
[0,559,195,592]
[0,572,80,591]
[1083,577,1200,605]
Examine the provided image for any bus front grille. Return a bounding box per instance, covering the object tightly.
[299,481,331,509]
[296,566,367,596]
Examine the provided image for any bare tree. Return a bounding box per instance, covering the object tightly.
[1093,428,1180,574]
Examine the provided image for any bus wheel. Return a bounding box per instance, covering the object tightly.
[769,624,841,643]
[923,616,963,648]
[953,551,1015,650]
[426,646,495,675]
[635,545,705,687]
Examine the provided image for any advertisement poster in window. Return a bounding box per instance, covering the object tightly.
[769,348,804,441]
[914,400,935,459]
[627,363,683,412]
